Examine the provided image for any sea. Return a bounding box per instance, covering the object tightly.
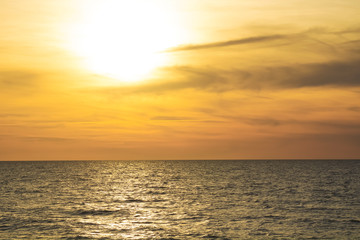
[0,160,359,239]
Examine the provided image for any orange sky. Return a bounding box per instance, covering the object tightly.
[1,0,360,160]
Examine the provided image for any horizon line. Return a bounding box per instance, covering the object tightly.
[0,158,359,162]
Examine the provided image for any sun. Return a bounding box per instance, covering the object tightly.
[68,0,186,83]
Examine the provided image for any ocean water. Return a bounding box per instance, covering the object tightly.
[0,160,360,239]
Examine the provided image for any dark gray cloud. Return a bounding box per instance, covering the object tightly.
[164,34,287,52]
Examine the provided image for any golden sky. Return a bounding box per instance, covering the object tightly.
[1,0,360,160]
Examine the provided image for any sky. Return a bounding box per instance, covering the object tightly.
[1,0,360,160]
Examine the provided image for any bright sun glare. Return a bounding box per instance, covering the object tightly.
[69,0,186,83]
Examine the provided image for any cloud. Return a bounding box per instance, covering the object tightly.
[164,34,287,52]
[218,59,360,90]
[336,26,360,35]
[97,58,360,95]
[91,27,360,95]
[204,112,360,131]
[243,117,281,127]
[0,71,37,87]
[0,71,39,96]
[151,116,195,121]
[22,136,72,142]
[239,118,360,137]
[0,134,72,142]
[281,60,360,88]
[348,106,360,112]
[0,113,27,118]
[163,26,360,53]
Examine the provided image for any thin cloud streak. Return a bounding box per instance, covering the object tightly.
[164,34,287,52]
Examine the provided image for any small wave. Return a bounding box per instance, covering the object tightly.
[349,219,360,223]
[201,234,231,239]
[147,190,166,195]
[73,209,127,216]
[0,225,11,230]
[147,186,167,189]
[298,218,314,223]
[124,199,145,203]
[65,236,93,240]
[241,215,260,220]
[306,207,331,211]
[158,238,181,240]
[152,199,167,202]
[114,198,166,203]
[264,215,286,220]
[180,216,204,221]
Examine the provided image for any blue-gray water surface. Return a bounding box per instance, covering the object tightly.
[0,160,360,239]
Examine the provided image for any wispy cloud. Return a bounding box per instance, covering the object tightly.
[0,134,73,142]
[164,34,287,52]
[0,113,27,118]
[22,136,73,142]
[89,27,360,95]
[0,71,36,87]
[151,116,195,121]
[348,106,360,112]
[162,27,354,53]
[96,57,360,95]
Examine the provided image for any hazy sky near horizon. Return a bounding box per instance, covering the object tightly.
[1,0,360,160]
